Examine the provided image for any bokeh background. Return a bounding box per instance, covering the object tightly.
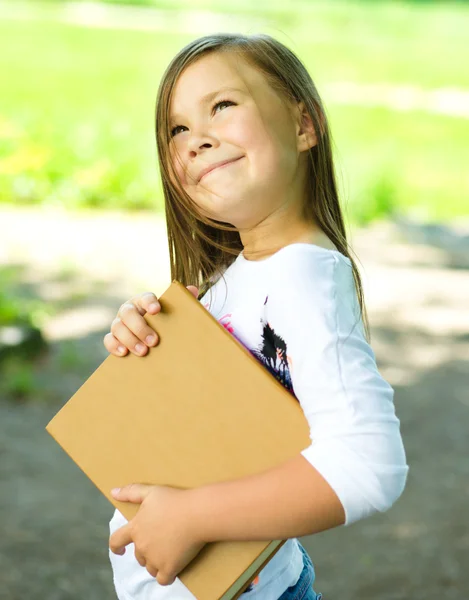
[0,1,468,598]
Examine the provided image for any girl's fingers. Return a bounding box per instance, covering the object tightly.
[134,550,146,567]
[103,332,129,356]
[104,288,199,357]
[111,306,158,356]
[131,292,161,316]
[186,285,199,299]
[146,565,158,579]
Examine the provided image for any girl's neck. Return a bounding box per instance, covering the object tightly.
[240,223,337,262]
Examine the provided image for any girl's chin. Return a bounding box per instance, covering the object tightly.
[191,193,251,220]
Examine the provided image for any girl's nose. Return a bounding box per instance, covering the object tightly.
[187,131,218,155]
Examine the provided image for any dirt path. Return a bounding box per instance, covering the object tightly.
[0,207,468,599]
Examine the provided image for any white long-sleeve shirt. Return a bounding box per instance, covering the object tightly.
[109,242,409,600]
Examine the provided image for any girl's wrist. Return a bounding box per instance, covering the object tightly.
[184,486,211,544]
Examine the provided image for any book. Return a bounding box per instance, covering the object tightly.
[46,280,311,600]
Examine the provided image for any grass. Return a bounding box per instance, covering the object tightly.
[0,0,468,224]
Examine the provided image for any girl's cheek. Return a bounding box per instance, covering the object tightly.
[169,149,188,186]
[224,113,257,145]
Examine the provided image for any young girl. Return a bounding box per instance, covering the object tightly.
[105,33,409,600]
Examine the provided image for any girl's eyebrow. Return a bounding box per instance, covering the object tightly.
[170,86,245,123]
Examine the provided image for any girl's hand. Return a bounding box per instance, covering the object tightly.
[103,287,199,357]
[109,483,206,586]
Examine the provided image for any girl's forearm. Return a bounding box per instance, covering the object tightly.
[187,453,346,543]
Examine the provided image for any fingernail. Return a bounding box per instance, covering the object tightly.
[135,343,145,353]
[145,335,155,345]
[117,346,125,354]
[149,303,159,312]
[111,488,120,496]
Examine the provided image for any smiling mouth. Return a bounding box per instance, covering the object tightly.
[199,157,243,182]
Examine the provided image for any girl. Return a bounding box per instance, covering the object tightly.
[105,33,409,600]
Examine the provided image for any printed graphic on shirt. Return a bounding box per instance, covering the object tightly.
[251,295,295,396]
[218,313,235,335]
[242,575,260,594]
[205,299,296,398]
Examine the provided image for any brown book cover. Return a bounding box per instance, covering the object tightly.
[46,280,311,600]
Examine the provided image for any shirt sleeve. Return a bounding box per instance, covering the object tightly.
[265,248,409,526]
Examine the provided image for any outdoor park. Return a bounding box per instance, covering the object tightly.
[0,0,468,598]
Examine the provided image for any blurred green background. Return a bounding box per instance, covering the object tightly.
[1,0,468,223]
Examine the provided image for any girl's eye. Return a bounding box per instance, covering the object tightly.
[170,125,186,137]
[170,99,235,137]
[212,99,235,113]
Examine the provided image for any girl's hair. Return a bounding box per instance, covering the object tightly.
[154,33,370,342]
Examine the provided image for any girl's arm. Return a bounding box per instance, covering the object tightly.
[189,248,408,544]
[188,452,345,543]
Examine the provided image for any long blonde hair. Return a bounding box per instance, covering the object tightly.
[154,33,370,342]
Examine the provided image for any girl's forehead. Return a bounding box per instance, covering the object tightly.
[175,53,250,89]
[169,53,265,117]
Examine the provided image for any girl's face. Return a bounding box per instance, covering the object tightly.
[168,52,312,229]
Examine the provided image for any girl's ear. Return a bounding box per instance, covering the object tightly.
[295,101,323,152]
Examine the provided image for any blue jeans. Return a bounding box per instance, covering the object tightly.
[277,542,322,600]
